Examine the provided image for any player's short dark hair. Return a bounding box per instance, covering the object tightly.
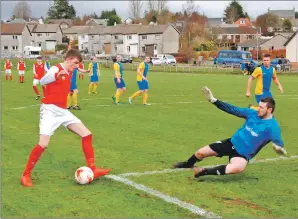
[263,54,271,58]
[65,49,82,62]
[260,97,275,113]
[37,56,42,60]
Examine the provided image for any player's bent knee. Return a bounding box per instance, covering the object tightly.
[226,165,246,174]
[38,135,51,148]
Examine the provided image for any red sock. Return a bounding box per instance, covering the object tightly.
[23,144,45,176]
[82,134,96,170]
[5,75,8,80]
[33,86,40,95]
[79,74,81,79]
[42,86,46,96]
[19,76,21,82]
[22,75,25,82]
[82,74,84,80]
[10,75,12,80]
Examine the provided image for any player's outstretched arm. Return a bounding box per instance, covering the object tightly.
[40,66,67,85]
[202,86,253,118]
[273,143,287,156]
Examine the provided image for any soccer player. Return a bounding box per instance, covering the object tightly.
[17,58,26,83]
[4,58,13,81]
[20,49,111,187]
[88,57,100,94]
[129,56,151,105]
[44,57,51,73]
[112,55,126,104]
[173,86,287,178]
[246,54,284,110]
[33,56,46,100]
[78,62,85,80]
[67,63,89,110]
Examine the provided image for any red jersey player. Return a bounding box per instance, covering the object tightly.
[20,49,111,187]
[17,58,26,83]
[78,62,85,80]
[33,56,46,100]
[4,58,12,81]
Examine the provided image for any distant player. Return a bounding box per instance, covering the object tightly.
[112,55,126,104]
[4,58,13,81]
[78,62,85,80]
[129,56,151,105]
[20,49,111,187]
[44,57,51,73]
[17,58,26,83]
[67,62,89,110]
[246,54,284,110]
[174,87,287,179]
[33,56,46,100]
[88,57,100,95]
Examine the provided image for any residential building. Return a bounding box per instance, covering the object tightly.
[30,24,63,51]
[260,34,288,50]
[207,18,225,28]
[212,26,261,48]
[86,18,108,26]
[268,8,296,31]
[284,31,298,65]
[238,38,269,51]
[48,19,73,29]
[1,23,32,56]
[234,18,254,27]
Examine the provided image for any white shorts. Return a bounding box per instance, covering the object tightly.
[39,104,82,136]
[5,70,11,74]
[33,79,40,85]
[19,71,25,75]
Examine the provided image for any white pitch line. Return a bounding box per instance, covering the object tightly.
[118,155,298,177]
[106,174,221,218]
[11,104,40,110]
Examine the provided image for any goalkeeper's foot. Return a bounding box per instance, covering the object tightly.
[202,86,216,103]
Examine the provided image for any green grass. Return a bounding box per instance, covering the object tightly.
[2,59,298,217]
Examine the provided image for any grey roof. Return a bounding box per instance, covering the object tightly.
[212,26,259,34]
[32,24,61,33]
[268,9,295,18]
[239,38,269,47]
[88,24,178,35]
[87,19,108,25]
[277,32,294,38]
[284,30,298,46]
[7,18,27,23]
[62,26,92,34]
[48,19,73,26]
[207,18,224,27]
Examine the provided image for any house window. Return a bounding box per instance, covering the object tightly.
[46,33,50,36]
[217,35,222,39]
[38,43,41,47]
[91,36,94,39]
[37,33,42,37]
[4,46,8,50]
[12,46,18,50]
[114,35,118,40]
[154,45,157,50]
[127,46,130,52]
[142,46,145,52]
[141,35,147,40]
[114,46,117,51]
[155,34,160,40]
[127,35,132,40]
[12,35,18,39]
[240,19,245,25]
[81,44,84,50]
[227,35,231,40]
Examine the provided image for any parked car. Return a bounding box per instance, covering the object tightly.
[156,54,177,65]
[217,50,252,66]
[271,58,291,72]
[111,55,132,63]
[151,57,163,65]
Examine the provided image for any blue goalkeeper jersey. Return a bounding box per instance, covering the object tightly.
[213,100,284,160]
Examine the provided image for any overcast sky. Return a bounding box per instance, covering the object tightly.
[1,1,298,21]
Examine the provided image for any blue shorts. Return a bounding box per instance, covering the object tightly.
[70,82,78,91]
[90,75,99,83]
[255,92,273,103]
[114,78,126,89]
[137,80,149,90]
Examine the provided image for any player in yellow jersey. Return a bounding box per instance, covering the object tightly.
[129,56,151,105]
[112,55,126,105]
[88,57,100,95]
[246,54,283,110]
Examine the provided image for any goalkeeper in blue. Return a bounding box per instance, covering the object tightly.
[174,86,287,178]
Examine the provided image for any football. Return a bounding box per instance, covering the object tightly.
[75,166,94,185]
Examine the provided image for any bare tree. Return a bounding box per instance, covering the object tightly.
[157,0,168,14]
[182,0,199,17]
[148,0,158,12]
[12,1,32,20]
[129,0,143,19]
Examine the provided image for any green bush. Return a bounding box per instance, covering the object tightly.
[55,44,68,52]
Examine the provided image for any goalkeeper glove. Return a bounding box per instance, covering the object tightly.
[202,86,217,103]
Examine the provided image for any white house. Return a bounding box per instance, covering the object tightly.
[284,31,298,65]
[123,33,139,57]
